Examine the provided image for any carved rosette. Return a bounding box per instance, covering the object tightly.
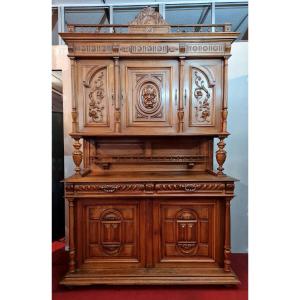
[72,137,82,176]
[216,137,227,176]
[192,70,213,124]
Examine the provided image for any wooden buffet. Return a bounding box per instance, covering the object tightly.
[59,7,240,286]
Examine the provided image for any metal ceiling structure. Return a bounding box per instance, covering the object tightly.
[52,0,248,45]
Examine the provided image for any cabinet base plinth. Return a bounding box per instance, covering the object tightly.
[60,268,240,286]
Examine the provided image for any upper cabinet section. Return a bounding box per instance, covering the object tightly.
[61,7,238,137]
[120,59,178,134]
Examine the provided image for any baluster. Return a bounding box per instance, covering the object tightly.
[72,137,82,176]
[216,136,227,176]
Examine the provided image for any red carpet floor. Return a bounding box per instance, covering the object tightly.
[52,241,248,300]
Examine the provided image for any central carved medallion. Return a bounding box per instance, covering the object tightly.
[136,80,163,119]
[141,83,158,109]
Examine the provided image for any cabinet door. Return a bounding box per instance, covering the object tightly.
[120,59,178,134]
[183,59,223,134]
[77,59,115,133]
[77,199,146,269]
[153,199,220,268]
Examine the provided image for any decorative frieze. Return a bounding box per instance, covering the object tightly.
[71,42,226,56]
[65,182,229,194]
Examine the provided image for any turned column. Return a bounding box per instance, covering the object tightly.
[222,57,229,132]
[224,197,232,272]
[113,57,121,132]
[72,137,82,176]
[216,136,227,175]
[178,56,185,132]
[70,57,79,132]
[68,197,76,273]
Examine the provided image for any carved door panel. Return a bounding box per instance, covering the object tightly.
[78,199,145,269]
[183,59,223,134]
[120,59,178,134]
[153,199,218,268]
[77,59,115,133]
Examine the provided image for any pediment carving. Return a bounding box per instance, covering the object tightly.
[128,7,170,33]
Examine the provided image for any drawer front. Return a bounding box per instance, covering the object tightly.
[153,199,219,267]
[77,199,145,269]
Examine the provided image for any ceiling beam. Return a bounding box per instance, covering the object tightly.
[198,6,211,24]
[234,13,248,32]
[195,6,210,32]
[241,28,248,40]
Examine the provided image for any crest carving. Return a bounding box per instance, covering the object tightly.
[128,7,170,33]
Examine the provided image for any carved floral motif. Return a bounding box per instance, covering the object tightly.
[193,70,212,123]
[88,71,105,123]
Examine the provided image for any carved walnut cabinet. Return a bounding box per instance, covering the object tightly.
[60,7,240,286]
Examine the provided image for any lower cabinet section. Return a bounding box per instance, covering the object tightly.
[76,198,224,270]
[61,196,239,285]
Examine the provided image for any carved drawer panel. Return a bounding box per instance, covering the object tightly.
[77,60,115,133]
[183,59,223,133]
[120,60,178,133]
[154,200,216,266]
[79,200,145,268]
